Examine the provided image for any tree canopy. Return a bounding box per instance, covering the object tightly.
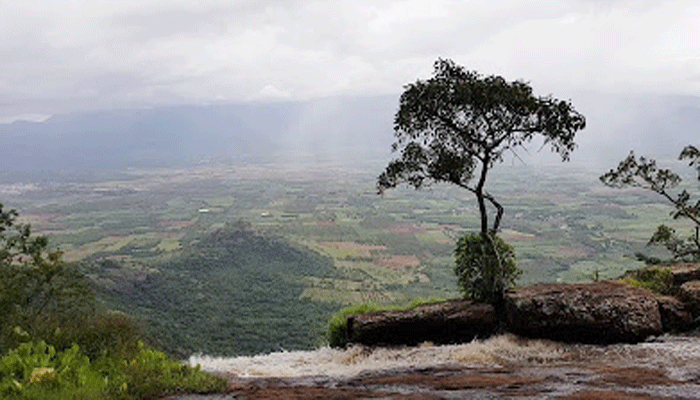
[600,145,700,262]
[377,59,586,236]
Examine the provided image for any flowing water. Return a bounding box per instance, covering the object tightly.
[180,333,700,399]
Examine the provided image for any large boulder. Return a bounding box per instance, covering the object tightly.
[678,280,700,316]
[656,294,693,332]
[668,264,700,286]
[347,300,497,346]
[505,281,663,344]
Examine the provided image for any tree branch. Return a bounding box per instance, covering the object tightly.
[657,188,700,227]
[436,113,488,149]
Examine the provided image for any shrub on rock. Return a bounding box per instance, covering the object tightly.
[454,233,521,305]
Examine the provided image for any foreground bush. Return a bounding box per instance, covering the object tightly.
[0,340,227,400]
[454,233,521,304]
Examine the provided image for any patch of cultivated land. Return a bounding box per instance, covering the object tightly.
[313,241,387,258]
[373,255,421,270]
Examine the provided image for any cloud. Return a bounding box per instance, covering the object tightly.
[0,0,698,120]
[0,113,51,124]
[257,84,291,100]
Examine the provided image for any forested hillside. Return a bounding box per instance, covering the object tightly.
[95,225,340,357]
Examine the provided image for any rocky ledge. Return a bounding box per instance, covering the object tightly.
[505,281,663,343]
[347,299,496,346]
[346,264,700,346]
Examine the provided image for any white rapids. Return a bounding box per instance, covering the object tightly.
[188,333,700,379]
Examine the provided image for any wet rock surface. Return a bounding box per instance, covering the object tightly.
[504,281,663,343]
[347,280,685,347]
[166,358,700,399]
[169,333,700,400]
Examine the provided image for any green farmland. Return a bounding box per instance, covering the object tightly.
[1,160,689,355]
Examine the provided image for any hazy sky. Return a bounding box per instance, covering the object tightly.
[1,0,698,122]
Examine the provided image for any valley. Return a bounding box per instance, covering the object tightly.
[1,159,693,356]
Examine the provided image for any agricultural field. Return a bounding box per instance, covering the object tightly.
[4,160,690,291]
[1,159,692,355]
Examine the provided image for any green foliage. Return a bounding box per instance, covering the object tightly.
[620,267,674,295]
[0,341,106,399]
[0,205,225,398]
[378,58,585,235]
[0,340,226,400]
[325,297,445,348]
[0,203,95,354]
[0,204,142,362]
[647,224,697,262]
[52,311,143,361]
[1,204,49,263]
[600,145,700,262]
[101,342,227,400]
[103,226,340,357]
[454,233,520,304]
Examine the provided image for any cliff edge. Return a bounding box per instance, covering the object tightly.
[346,264,700,346]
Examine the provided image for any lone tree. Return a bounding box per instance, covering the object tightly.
[600,145,700,262]
[377,59,586,303]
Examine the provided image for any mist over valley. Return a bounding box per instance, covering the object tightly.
[2,92,699,177]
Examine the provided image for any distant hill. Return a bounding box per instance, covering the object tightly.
[94,225,340,357]
[1,92,698,174]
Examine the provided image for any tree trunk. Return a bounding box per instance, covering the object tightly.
[476,157,490,237]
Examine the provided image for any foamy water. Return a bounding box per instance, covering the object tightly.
[187,333,700,379]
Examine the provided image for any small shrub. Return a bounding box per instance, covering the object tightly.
[103,342,227,400]
[56,311,143,360]
[454,233,521,304]
[620,267,674,295]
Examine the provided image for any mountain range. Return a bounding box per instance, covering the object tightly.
[2,92,698,174]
